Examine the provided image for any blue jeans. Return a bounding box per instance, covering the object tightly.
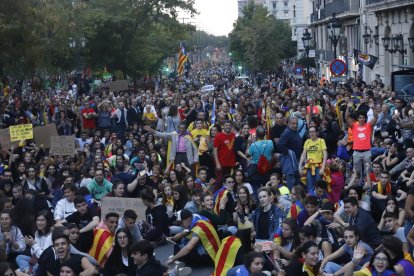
[306,168,321,192]
[324,262,342,273]
[286,173,301,190]
[16,255,38,273]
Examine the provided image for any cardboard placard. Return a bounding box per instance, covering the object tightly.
[50,136,75,156]
[9,124,33,142]
[109,80,129,92]
[101,197,146,221]
[0,128,18,151]
[33,124,58,148]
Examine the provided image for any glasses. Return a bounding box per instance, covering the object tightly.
[374,257,388,263]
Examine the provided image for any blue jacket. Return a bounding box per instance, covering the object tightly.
[252,205,284,240]
[277,127,302,160]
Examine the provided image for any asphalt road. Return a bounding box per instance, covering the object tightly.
[154,243,214,275]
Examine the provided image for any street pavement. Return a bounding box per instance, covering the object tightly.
[155,243,214,275]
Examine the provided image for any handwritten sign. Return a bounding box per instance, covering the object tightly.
[0,128,18,151]
[33,124,58,148]
[201,85,215,93]
[50,136,75,156]
[101,197,146,221]
[9,124,33,141]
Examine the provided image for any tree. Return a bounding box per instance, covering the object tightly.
[229,2,296,72]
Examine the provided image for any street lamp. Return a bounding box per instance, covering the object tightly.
[302,28,312,83]
[363,26,372,48]
[327,13,342,59]
[383,34,406,58]
[408,37,414,52]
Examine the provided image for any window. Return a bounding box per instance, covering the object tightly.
[284,10,289,15]
[272,1,277,9]
[284,1,288,7]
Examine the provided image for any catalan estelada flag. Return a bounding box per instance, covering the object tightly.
[213,187,229,215]
[88,228,114,267]
[213,236,242,276]
[191,219,220,261]
[177,42,188,76]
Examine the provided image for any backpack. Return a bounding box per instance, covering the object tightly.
[255,141,272,175]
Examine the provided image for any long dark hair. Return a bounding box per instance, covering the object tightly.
[168,104,178,117]
[281,218,301,249]
[173,185,189,212]
[36,210,54,236]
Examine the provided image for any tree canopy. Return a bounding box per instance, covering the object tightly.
[229,2,296,72]
[0,0,196,79]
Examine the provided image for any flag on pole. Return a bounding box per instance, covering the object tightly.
[178,42,188,76]
[353,48,378,70]
[211,98,216,125]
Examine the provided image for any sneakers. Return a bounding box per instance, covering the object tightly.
[168,260,192,276]
[177,266,192,276]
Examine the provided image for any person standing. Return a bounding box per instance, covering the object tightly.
[299,126,328,192]
[213,121,236,190]
[144,123,199,172]
[277,117,303,190]
[113,101,128,142]
[246,126,274,196]
[81,101,97,136]
[345,102,377,181]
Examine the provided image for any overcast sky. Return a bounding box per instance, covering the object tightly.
[191,0,238,36]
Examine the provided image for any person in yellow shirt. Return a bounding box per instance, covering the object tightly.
[299,126,328,192]
[142,104,157,126]
[191,120,209,138]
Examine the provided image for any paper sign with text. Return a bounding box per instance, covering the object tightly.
[50,136,75,156]
[101,197,146,221]
[9,124,33,142]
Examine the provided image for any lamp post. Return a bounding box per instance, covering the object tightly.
[383,34,407,65]
[363,26,373,49]
[302,28,312,84]
[327,13,342,59]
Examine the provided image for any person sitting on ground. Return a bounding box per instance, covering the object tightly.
[131,239,167,276]
[60,195,99,253]
[88,212,119,267]
[166,209,219,268]
[46,232,98,276]
[117,209,142,244]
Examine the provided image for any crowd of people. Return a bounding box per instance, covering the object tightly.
[0,59,414,276]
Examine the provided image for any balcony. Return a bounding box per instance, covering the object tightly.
[311,0,360,22]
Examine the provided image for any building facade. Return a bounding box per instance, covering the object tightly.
[309,0,414,86]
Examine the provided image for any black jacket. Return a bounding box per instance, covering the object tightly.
[143,205,170,242]
[136,257,165,276]
[350,208,382,249]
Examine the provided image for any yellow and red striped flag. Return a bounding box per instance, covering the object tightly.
[213,236,242,276]
[89,228,114,267]
[177,42,188,76]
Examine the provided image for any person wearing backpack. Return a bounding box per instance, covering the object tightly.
[246,126,274,198]
[298,126,328,192]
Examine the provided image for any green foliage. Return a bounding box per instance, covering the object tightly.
[229,2,296,72]
[0,0,197,79]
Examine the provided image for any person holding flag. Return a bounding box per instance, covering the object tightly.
[166,209,220,268]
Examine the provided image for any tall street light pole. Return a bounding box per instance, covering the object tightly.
[327,13,342,59]
[302,28,312,84]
